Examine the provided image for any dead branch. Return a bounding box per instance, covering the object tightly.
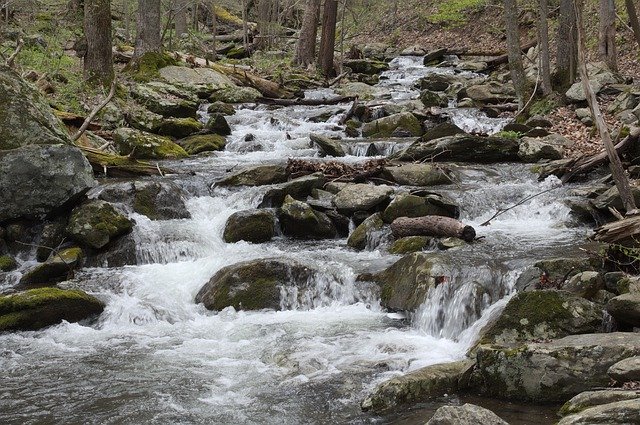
[6,38,23,68]
[480,186,561,226]
[339,96,359,125]
[255,95,355,106]
[286,158,386,182]
[71,79,117,142]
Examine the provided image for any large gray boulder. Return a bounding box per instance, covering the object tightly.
[113,128,188,160]
[608,356,640,383]
[0,144,96,221]
[392,134,519,163]
[333,184,393,214]
[279,195,336,239]
[158,65,236,97]
[558,399,640,425]
[223,209,277,243]
[559,390,640,417]
[518,133,572,162]
[216,164,287,187]
[195,258,315,311]
[66,200,133,249]
[361,360,475,413]
[130,81,199,118]
[381,164,452,186]
[259,173,326,207]
[607,293,640,327]
[426,404,508,425]
[362,112,423,138]
[474,333,640,403]
[465,82,516,104]
[565,62,623,103]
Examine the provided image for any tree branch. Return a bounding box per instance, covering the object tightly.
[71,79,116,142]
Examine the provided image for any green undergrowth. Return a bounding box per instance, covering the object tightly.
[428,0,488,27]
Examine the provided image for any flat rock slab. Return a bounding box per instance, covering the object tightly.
[608,356,640,383]
[558,398,640,424]
[426,403,508,425]
[333,184,393,214]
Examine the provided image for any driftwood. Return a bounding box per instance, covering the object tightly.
[593,215,640,244]
[485,39,538,68]
[256,95,355,106]
[79,146,171,177]
[390,216,476,242]
[286,158,386,182]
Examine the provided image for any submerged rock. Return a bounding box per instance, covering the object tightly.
[0,287,104,332]
[279,195,336,239]
[195,258,314,311]
[223,209,277,243]
[66,200,133,249]
[347,212,384,250]
[361,360,475,413]
[426,403,508,425]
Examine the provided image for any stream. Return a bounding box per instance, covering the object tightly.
[0,56,592,424]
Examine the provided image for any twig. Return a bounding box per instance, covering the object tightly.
[71,79,116,142]
[480,186,560,226]
[6,38,24,68]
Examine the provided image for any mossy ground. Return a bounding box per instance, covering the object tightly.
[0,254,18,271]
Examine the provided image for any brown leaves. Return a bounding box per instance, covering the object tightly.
[286,158,387,182]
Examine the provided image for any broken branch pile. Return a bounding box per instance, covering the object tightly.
[286,158,386,182]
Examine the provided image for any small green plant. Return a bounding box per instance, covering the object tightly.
[495,130,522,140]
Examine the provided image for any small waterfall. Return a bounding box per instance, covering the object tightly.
[447,108,510,135]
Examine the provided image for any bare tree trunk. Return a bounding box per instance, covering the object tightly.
[626,0,640,50]
[134,0,162,59]
[575,0,636,214]
[242,0,249,49]
[599,0,618,72]
[123,0,131,41]
[504,0,527,109]
[318,0,338,78]
[556,0,578,91]
[538,0,552,95]
[210,1,217,61]
[390,216,476,242]
[174,0,188,37]
[294,0,320,67]
[83,0,113,85]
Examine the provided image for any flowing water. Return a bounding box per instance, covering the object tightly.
[0,57,592,424]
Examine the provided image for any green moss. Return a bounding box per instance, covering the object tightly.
[529,96,560,117]
[133,185,161,219]
[495,130,522,140]
[0,288,96,315]
[223,210,277,243]
[389,236,433,254]
[156,117,203,138]
[178,134,226,155]
[67,201,133,249]
[429,0,487,27]
[0,255,18,272]
[129,52,179,83]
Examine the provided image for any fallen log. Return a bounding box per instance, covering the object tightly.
[256,95,355,106]
[593,215,640,245]
[79,146,172,177]
[390,216,476,242]
[339,96,359,125]
[485,39,538,69]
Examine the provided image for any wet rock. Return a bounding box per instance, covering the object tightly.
[217,164,287,187]
[92,180,190,221]
[362,112,422,138]
[478,290,604,345]
[158,65,236,97]
[0,254,17,272]
[333,184,393,214]
[381,193,457,223]
[518,133,572,162]
[423,48,448,65]
[562,271,604,299]
[525,115,553,128]
[0,144,96,221]
[421,122,466,142]
[259,173,326,207]
[426,403,508,425]
[347,213,384,250]
[607,293,640,327]
[557,399,640,425]
[280,196,336,240]
[559,390,640,417]
[223,209,277,243]
[18,247,83,286]
[515,257,599,292]
[209,86,261,103]
[309,133,345,157]
[336,82,376,100]
[361,360,475,413]
[204,113,232,136]
[382,164,452,186]
[367,252,447,311]
[0,287,104,332]
[195,258,314,311]
[113,128,188,160]
[388,236,434,254]
[83,233,137,268]
[66,200,133,249]
[343,59,389,75]
[130,82,199,118]
[474,333,640,403]
[420,90,448,108]
[437,237,466,250]
[155,117,203,138]
[177,134,226,155]
[608,356,640,383]
[593,182,640,213]
[0,64,71,149]
[207,101,236,115]
[466,82,516,104]
[392,134,519,163]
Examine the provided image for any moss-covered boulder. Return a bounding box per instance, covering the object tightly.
[209,86,261,103]
[389,236,434,254]
[381,193,457,224]
[113,128,188,159]
[478,290,604,345]
[562,271,605,300]
[158,65,236,97]
[216,164,287,187]
[362,112,423,138]
[559,390,640,417]
[347,213,384,250]
[195,258,314,311]
[204,113,231,135]
[207,101,236,115]
[335,82,377,100]
[259,173,326,208]
[420,89,449,108]
[309,133,346,157]
[129,52,179,82]
[155,117,203,138]
[66,200,133,249]
[0,254,18,272]
[0,287,104,332]
[366,252,447,311]
[125,103,164,134]
[343,59,389,75]
[515,257,601,292]
[381,164,452,187]
[474,333,640,403]
[279,195,336,240]
[177,134,226,155]
[392,134,520,163]
[18,247,83,286]
[130,81,199,118]
[333,184,393,214]
[607,293,640,327]
[223,209,277,243]
[361,360,475,413]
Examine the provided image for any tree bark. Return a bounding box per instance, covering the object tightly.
[575,0,636,214]
[317,0,338,78]
[538,0,552,95]
[294,0,321,67]
[174,0,188,37]
[390,216,476,242]
[83,0,113,85]
[133,0,162,59]
[599,0,618,72]
[626,0,640,50]
[556,0,578,91]
[504,0,527,109]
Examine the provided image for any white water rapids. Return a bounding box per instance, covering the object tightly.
[0,57,592,424]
